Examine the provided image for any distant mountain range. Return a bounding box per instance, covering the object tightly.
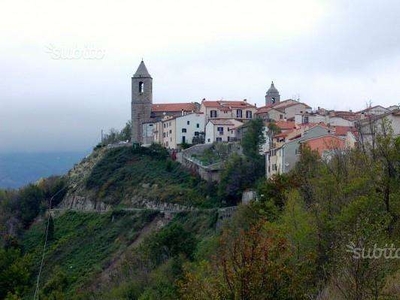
[0,152,88,189]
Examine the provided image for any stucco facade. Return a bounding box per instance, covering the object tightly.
[205,119,243,143]
[200,100,257,124]
[158,113,205,149]
[266,125,330,178]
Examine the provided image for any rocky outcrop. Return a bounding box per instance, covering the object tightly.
[128,196,194,212]
[59,195,111,212]
[59,148,110,212]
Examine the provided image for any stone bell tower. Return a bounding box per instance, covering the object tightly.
[131,60,153,143]
[265,81,280,106]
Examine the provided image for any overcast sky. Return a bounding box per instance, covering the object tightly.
[1,0,400,153]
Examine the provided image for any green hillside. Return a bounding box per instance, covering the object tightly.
[23,210,159,298]
[2,120,400,299]
[84,145,218,207]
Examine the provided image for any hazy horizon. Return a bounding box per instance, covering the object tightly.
[2,0,400,153]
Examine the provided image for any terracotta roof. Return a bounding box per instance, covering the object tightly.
[256,105,284,114]
[300,135,346,155]
[202,100,256,109]
[274,121,296,130]
[333,126,354,136]
[256,99,311,114]
[160,112,204,122]
[152,103,197,112]
[275,129,294,138]
[306,123,330,131]
[331,111,360,121]
[274,99,311,109]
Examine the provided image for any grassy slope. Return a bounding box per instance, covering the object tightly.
[85,146,218,208]
[23,210,158,298]
[21,146,221,298]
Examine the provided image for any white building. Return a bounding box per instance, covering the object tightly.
[328,116,355,127]
[295,113,328,125]
[359,105,390,116]
[200,99,257,123]
[159,113,205,149]
[205,119,243,143]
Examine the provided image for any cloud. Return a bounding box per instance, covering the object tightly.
[0,0,400,152]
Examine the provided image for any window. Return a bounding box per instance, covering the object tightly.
[194,131,199,136]
[139,82,144,93]
[246,110,252,119]
[182,136,186,143]
[280,114,283,119]
[210,110,218,118]
[237,109,243,118]
[187,121,190,125]
[207,138,211,142]
[216,137,222,142]
[169,130,172,134]
[272,164,277,171]
[196,123,200,128]
[182,128,187,133]
[217,127,224,135]
[163,133,166,138]
[163,124,166,128]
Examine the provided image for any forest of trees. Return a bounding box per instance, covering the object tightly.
[179,118,400,299]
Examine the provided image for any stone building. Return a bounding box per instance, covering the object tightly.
[265,81,280,106]
[131,60,153,143]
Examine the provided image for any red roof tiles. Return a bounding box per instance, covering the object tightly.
[202,100,256,109]
[152,103,197,112]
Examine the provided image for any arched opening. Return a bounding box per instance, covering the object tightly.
[139,82,144,93]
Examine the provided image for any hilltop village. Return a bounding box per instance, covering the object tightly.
[2,61,400,299]
[131,61,400,179]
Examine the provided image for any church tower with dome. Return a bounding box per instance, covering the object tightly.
[265,81,280,106]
